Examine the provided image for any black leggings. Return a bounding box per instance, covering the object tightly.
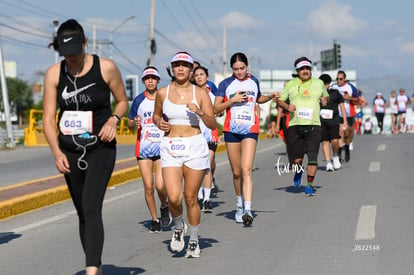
[375,112,385,132]
[62,142,116,267]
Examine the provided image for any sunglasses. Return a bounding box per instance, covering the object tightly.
[336,77,344,80]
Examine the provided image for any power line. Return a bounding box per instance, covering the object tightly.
[189,0,222,48]
[0,11,51,36]
[178,0,221,64]
[0,22,50,39]
[153,28,211,67]
[159,0,204,52]
[158,0,220,71]
[0,34,48,49]
[112,43,144,72]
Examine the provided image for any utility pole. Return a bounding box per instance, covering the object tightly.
[147,0,156,66]
[92,25,96,55]
[0,37,15,148]
[222,26,227,76]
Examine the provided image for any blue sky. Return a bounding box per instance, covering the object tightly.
[1,0,414,91]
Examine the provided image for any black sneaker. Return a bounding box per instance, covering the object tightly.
[242,210,253,226]
[344,145,350,162]
[149,220,161,233]
[160,206,172,227]
[198,198,203,210]
[211,178,219,194]
[203,200,212,213]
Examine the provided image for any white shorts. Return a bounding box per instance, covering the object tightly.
[160,134,210,170]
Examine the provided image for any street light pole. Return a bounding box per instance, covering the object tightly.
[0,37,15,148]
[53,19,59,64]
[110,15,136,59]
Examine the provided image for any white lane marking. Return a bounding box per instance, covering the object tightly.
[355,205,377,240]
[369,161,381,172]
[4,142,284,234]
[377,144,386,151]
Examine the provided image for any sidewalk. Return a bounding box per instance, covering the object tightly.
[0,158,139,220]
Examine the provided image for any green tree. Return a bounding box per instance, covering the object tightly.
[0,77,33,125]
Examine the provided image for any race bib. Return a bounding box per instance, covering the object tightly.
[167,138,190,157]
[297,108,314,120]
[59,111,93,135]
[320,109,334,119]
[144,127,164,143]
[234,109,254,125]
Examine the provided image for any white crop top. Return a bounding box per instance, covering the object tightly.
[163,85,200,126]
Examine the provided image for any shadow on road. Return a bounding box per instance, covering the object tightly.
[0,232,22,245]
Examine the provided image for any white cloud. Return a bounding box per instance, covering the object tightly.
[309,0,366,39]
[220,11,265,30]
[399,42,414,54]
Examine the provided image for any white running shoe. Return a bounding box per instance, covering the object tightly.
[170,222,188,252]
[326,161,334,172]
[333,156,341,170]
[235,205,244,223]
[185,240,201,258]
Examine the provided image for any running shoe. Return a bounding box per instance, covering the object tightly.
[333,156,341,170]
[149,220,161,233]
[197,198,203,210]
[304,185,315,196]
[212,178,219,194]
[242,210,253,226]
[326,161,334,172]
[160,206,172,227]
[170,222,188,252]
[235,205,244,223]
[202,200,212,213]
[345,146,350,162]
[185,240,201,258]
[293,171,303,187]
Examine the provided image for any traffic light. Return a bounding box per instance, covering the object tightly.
[125,78,133,100]
[334,42,341,69]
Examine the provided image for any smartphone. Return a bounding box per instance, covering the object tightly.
[162,113,169,122]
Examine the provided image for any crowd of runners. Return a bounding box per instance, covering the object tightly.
[45,19,413,275]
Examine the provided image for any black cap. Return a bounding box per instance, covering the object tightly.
[56,19,85,56]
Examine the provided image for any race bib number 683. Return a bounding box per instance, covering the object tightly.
[59,111,93,135]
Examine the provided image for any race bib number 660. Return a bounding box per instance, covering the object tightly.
[59,111,93,135]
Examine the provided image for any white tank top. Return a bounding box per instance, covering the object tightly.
[163,85,200,126]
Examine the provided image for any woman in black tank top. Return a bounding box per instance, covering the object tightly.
[43,19,128,275]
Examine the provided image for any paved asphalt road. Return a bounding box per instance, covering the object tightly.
[1,134,413,274]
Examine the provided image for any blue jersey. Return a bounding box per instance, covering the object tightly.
[217,74,262,134]
[128,92,164,158]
